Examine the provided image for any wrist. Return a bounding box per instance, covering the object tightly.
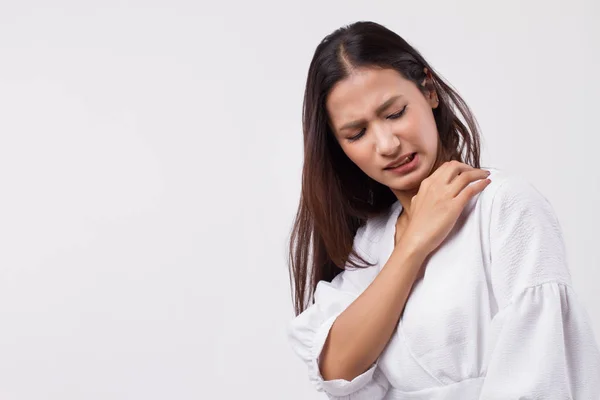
[395,238,429,264]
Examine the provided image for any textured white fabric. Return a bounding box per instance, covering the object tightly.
[287,168,600,399]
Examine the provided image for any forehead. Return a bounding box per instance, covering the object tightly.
[326,68,414,124]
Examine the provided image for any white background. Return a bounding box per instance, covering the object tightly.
[0,1,598,399]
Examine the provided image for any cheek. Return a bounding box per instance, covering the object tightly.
[411,109,439,146]
[343,144,375,170]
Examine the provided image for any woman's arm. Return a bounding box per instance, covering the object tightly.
[319,241,426,381]
[478,175,600,398]
[321,162,491,382]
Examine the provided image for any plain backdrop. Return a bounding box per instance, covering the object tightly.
[0,0,598,399]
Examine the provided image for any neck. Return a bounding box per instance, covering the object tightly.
[392,188,418,219]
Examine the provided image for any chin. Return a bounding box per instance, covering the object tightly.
[385,170,426,192]
[389,181,421,193]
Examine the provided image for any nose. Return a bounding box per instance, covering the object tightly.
[373,123,400,156]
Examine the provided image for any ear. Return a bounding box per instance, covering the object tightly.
[427,90,439,109]
[421,67,439,109]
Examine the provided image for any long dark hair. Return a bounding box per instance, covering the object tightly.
[288,21,482,316]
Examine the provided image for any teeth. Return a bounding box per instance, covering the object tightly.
[399,156,411,165]
[394,154,413,168]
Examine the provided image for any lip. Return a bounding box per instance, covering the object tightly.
[385,153,419,174]
[384,152,416,169]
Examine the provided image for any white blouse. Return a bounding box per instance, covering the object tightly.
[287,168,600,399]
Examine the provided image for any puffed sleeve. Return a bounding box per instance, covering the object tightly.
[287,228,390,399]
[478,176,600,399]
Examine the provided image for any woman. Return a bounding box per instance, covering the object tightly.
[286,21,600,399]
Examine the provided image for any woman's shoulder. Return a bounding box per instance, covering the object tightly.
[481,167,554,214]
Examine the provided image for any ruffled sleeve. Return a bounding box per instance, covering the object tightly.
[287,228,391,399]
[478,176,600,399]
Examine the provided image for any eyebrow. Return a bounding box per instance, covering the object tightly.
[338,95,404,132]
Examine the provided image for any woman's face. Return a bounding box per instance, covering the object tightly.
[326,67,440,194]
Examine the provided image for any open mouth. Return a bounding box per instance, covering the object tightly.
[386,153,416,169]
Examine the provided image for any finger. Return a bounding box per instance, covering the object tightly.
[448,169,491,198]
[453,177,491,208]
[434,160,475,184]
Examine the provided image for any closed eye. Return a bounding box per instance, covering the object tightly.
[387,105,407,120]
[347,106,407,142]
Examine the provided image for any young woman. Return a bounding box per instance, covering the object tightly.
[287,21,600,399]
